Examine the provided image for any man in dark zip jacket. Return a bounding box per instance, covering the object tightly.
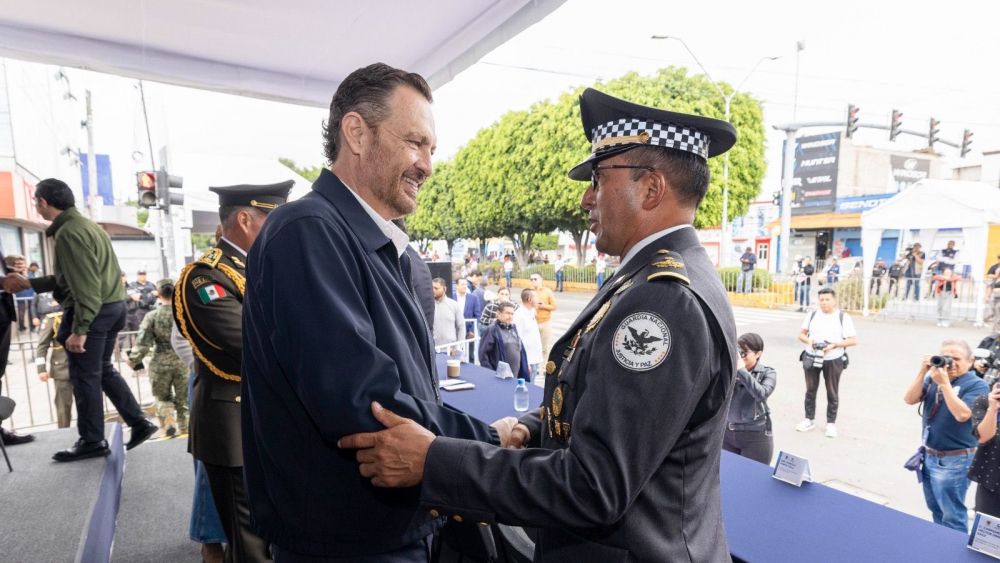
[241,63,513,561]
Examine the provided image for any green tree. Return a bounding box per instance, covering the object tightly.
[191,233,215,255]
[279,157,322,182]
[408,162,465,256]
[435,67,765,266]
[124,200,149,226]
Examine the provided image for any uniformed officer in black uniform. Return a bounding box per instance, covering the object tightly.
[174,181,292,563]
[342,88,741,562]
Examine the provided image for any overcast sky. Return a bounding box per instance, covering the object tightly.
[69,0,1000,204]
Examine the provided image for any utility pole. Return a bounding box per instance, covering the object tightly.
[83,90,98,218]
[158,147,175,277]
[650,35,777,267]
[778,129,796,274]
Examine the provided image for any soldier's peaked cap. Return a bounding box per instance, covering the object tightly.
[209,181,294,213]
[568,88,738,181]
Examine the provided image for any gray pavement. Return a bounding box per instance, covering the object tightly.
[546,288,990,524]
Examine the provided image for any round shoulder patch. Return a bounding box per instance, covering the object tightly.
[612,312,671,372]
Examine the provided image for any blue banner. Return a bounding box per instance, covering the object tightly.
[80,153,114,205]
[835,194,894,213]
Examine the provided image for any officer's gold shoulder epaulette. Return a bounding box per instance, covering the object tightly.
[647,249,690,285]
[196,248,223,268]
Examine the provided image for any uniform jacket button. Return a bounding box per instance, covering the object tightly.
[429,509,440,518]
[235,396,241,403]
[452,514,463,523]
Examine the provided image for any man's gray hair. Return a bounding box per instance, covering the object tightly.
[941,339,973,360]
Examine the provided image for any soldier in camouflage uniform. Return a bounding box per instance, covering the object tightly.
[36,305,72,428]
[128,279,188,437]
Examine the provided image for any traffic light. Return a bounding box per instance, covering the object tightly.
[889,109,903,142]
[960,129,974,158]
[846,104,860,138]
[772,190,781,207]
[136,171,157,208]
[155,170,184,208]
[928,117,940,147]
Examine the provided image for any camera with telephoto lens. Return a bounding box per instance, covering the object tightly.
[810,341,829,368]
[930,355,953,369]
[975,333,1000,383]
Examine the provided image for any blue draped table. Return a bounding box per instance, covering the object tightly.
[436,354,536,423]
[438,354,985,561]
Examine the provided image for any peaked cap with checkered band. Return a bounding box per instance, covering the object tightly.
[567,88,738,181]
[209,181,294,213]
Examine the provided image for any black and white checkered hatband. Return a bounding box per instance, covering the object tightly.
[591,118,710,159]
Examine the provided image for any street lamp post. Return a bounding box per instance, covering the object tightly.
[651,35,776,267]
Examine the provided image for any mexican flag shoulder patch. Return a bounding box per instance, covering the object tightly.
[197,284,228,304]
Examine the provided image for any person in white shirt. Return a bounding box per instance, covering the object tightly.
[595,253,608,288]
[513,288,543,382]
[795,287,858,438]
[503,255,514,289]
[431,278,463,352]
[554,254,565,292]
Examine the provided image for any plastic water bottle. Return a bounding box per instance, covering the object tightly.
[514,378,530,412]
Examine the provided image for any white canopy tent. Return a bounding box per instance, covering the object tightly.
[860,179,1000,322]
[0,0,566,107]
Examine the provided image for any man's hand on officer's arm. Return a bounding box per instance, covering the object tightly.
[2,273,30,292]
[339,402,521,487]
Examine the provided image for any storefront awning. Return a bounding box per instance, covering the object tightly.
[766,212,861,231]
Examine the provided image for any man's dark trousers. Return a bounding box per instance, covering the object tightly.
[804,358,846,423]
[58,301,145,442]
[203,464,271,562]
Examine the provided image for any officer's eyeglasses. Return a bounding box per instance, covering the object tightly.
[590,165,654,192]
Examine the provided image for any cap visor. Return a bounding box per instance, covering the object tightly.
[566,145,636,181]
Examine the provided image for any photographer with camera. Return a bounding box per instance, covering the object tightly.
[903,243,926,301]
[796,287,857,438]
[903,340,989,532]
[723,333,777,464]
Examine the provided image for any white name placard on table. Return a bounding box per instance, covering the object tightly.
[772,451,812,487]
[969,512,1000,559]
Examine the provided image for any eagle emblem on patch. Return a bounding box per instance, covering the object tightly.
[612,312,670,371]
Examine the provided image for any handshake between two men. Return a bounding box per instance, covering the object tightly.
[2,273,86,353]
[338,402,529,487]
[1,273,31,293]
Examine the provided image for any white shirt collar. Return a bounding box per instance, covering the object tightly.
[343,182,410,258]
[617,224,692,270]
[220,236,247,257]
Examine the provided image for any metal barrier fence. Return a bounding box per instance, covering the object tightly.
[512,264,613,288]
[1,329,153,432]
[433,319,481,364]
[721,268,999,323]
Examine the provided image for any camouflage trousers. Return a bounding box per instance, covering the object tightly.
[53,379,73,429]
[151,368,190,432]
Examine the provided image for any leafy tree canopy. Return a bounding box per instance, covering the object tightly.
[419,66,766,264]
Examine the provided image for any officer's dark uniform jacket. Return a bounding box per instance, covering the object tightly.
[241,169,500,557]
[173,238,247,467]
[422,226,739,563]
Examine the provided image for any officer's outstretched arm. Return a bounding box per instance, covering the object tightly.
[421,284,723,529]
